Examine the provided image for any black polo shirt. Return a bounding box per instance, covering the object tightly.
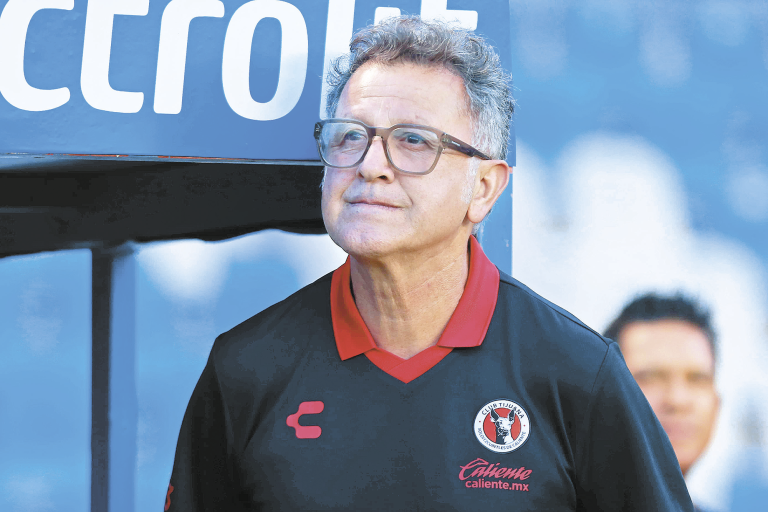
[166,237,694,511]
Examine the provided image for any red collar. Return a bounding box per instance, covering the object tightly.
[330,236,500,382]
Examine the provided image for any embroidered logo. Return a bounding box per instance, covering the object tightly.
[474,399,530,453]
[286,401,325,439]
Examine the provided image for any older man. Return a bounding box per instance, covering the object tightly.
[166,16,693,511]
[605,293,720,505]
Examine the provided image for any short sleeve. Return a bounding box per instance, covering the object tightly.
[574,342,695,511]
[166,353,244,511]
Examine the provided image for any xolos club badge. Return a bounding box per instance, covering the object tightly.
[474,399,530,453]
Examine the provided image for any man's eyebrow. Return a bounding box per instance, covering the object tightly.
[337,117,440,129]
[635,368,669,377]
[340,107,438,128]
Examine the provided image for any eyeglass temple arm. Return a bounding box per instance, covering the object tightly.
[442,135,491,160]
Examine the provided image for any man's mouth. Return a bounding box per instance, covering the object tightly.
[348,198,399,208]
[660,422,697,441]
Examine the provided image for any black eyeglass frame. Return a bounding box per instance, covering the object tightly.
[313,118,491,176]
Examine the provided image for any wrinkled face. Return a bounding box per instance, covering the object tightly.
[321,62,477,259]
[619,319,719,475]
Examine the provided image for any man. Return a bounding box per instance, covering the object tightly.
[166,16,693,511]
[605,294,720,482]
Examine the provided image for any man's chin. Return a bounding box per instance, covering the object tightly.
[328,229,408,261]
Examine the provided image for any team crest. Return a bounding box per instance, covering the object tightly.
[474,399,530,453]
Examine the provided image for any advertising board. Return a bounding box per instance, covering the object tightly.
[0,0,514,164]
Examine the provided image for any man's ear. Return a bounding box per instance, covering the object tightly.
[467,160,512,224]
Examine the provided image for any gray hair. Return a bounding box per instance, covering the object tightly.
[324,15,514,160]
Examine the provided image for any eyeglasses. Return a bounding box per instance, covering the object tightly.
[313,119,491,175]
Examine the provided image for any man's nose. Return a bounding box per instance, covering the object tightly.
[357,136,395,183]
[663,379,694,412]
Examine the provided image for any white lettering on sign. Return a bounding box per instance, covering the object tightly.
[154,0,225,115]
[0,0,74,112]
[0,0,483,122]
[319,0,355,119]
[374,7,400,25]
[421,0,477,30]
[81,0,150,114]
[222,0,308,121]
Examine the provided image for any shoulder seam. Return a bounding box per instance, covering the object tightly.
[498,273,609,344]
[574,341,614,472]
[216,271,334,342]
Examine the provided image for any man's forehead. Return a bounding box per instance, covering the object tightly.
[338,61,471,126]
[620,319,716,370]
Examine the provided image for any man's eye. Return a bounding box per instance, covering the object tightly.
[688,372,713,385]
[329,128,366,150]
[401,133,427,145]
[343,130,366,142]
[635,370,666,383]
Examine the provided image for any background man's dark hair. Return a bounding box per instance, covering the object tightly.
[604,292,717,361]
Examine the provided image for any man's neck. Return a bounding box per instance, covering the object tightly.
[349,237,471,359]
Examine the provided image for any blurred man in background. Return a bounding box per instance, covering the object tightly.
[605,293,720,508]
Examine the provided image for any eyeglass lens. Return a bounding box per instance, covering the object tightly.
[318,121,441,174]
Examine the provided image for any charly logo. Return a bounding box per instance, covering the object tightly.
[474,399,530,453]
